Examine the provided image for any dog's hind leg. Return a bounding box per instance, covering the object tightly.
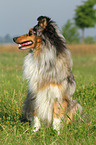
[53,99,68,134]
[67,100,82,124]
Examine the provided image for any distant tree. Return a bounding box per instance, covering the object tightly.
[84,36,96,44]
[74,0,96,43]
[62,19,80,44]
[4,34,12,43]
[0,34,13,44]
[0,37,3,43]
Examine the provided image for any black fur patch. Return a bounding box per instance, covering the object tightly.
[43,23,66,55]
[34,16,67,55]
[37,16,51,23]
[67,74,75,85]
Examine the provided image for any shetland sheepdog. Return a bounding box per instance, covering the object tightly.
[13,16,82,134]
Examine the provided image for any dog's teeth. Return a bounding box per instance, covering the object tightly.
[19,44,21,47]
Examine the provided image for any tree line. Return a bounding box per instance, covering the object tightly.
[62,0,96,44]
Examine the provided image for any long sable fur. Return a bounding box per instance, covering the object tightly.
[23,16,82,125]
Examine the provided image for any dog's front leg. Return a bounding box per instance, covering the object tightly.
[53,100,61,134]
[53,99,68,134]
[33,110,41,132]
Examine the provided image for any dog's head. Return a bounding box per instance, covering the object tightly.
[13,28,42,50]
[13,16,50,50]
[13,16,66,54]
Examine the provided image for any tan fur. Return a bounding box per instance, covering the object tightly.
[53,99,68,119]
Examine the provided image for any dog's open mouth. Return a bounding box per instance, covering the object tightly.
[19,41,33,49]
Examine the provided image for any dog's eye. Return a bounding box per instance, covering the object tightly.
[28,30,37,36]
[33,31,37,35]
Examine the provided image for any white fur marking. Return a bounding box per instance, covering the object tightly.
[33,116,41,132]
[36,85,62,123]
[53,118,61,134]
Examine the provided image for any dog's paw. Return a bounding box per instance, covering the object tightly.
[33,127,39,132]
[33,116,41,132]
[53,118,61,135]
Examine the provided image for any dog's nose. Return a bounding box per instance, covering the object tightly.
[13,37,17,42]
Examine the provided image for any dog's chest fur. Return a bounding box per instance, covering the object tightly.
[23,49,60,122]
[23,47,56,92]
[23,48,73,122]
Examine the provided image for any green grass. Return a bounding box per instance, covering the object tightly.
[0,52,96,145]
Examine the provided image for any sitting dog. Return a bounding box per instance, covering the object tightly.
[13,16,82,134]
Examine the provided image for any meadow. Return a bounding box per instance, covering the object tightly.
[0,44,96,145]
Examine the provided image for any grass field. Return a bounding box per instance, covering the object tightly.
[0,45,96,145]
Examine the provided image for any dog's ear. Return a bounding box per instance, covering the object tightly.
[37,16,50,31]
[39,18,47,29]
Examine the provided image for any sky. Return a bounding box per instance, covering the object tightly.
[0,0,96,37]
